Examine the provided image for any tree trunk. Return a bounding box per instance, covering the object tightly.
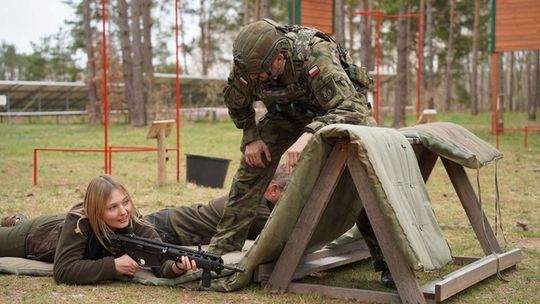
[117,0,134,125]
[259,0,270,19]
[444,0,455,111]
[508,51,514,111]
[131,0,147,126]
[142,0,155,120]
[346,2,354,58]
[255,0,260,19]
[359,0,372,71]
[518,51,526,111]
[243,0,249,25]
[393,2,409,128]
[529,50,539,121]
[199,0,209,75]
[471,0,480,115]
[423,0,434,109]
[179,2,189,74]
[83,0,101,125]
[334,0,345,46]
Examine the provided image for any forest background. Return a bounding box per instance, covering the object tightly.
[0,0,538,128]
[0,1,539,302]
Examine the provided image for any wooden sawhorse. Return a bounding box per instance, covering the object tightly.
[259,140,521,303]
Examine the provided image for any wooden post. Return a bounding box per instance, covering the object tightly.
[347,148,427,304]
[147,120,175,186]
[441,158,502,254]
[157,127,167,185]
[265,141,348,293]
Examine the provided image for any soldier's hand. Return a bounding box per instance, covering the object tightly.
[244,140,271,168]
[285,132,313,173]
[172,256,199,274]
[114,254,139,276]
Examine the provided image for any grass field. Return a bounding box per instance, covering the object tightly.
[0,112,539,303]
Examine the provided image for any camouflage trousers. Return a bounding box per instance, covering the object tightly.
[0,215,61,258]
[208,115,309,254]
[356,208,387,272]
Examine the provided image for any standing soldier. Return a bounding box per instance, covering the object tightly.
[208,19,393,288]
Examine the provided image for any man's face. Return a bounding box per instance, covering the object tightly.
[249,53,286,82]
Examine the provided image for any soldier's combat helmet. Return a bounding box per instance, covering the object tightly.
[233,19,290,74]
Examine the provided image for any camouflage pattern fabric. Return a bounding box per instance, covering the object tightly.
[144,195,272,246]
[209,21,376,255]
[208,117,309,254]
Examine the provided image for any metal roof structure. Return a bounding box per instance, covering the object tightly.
[0,80,87,112]
[0,74,227,113]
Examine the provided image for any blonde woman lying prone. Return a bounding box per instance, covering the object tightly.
[0,175,197,284]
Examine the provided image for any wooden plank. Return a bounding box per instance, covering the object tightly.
[497,29,540,37]
[302,12,334,20]
[497,40,540,48]
[294,249,371,280]
[497,0,540,10]
[497,19,540,28]
[497,11,540,19]
[496,44,540,52]
[302,0,333,8]
[256,248,371,283]
[288,283,402,304]
[453,255,481,266]
[495,0,540,51]
[302,239,369,262]
[347,148,427,304]
[434,249,522,301]
[264,141,349,293]
[441,158,503,254]
[496,30,540,38]
[255,239,369,283]
[302,0,333,4]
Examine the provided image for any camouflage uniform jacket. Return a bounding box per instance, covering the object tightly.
[223,28,374,149]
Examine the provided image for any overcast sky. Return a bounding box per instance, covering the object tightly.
[0,0,73,53]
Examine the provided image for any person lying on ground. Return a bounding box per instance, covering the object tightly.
[144,164,289,246]
[0,175,198,285]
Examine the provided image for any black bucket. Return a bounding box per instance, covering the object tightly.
[186,154,231,188]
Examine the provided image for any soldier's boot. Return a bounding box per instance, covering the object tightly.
[1,213,28,227]
[380,269,396,289]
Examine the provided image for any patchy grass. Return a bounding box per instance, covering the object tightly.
[0,112,539,303]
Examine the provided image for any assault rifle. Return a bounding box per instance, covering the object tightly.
[111,233,245,287]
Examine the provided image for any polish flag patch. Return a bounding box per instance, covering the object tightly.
[308,65,320,77]
[239,76,248,87]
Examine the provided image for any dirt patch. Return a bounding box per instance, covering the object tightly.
[508,236,540,251]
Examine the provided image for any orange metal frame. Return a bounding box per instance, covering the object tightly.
[33,0,183,185]
[355,10,423,125]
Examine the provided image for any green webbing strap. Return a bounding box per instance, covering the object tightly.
[476,166,509,283]
[494,160,507,247]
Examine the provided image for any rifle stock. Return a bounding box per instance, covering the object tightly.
[111,233,245,287]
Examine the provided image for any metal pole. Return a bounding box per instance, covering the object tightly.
[376,13,381,124]
[175,0,181,182]
[417,14,423,120]
[101,0,109,174]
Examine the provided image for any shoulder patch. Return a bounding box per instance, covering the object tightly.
[308,65,320,78]
[238,76,249,87]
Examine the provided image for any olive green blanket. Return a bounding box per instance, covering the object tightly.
[211,124,455,291]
